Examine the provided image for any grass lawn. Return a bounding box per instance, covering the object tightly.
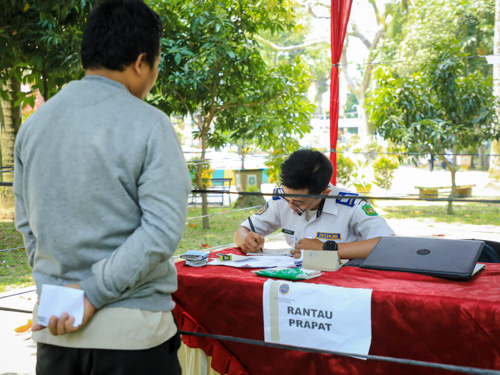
[1,202,499,293]
[380,202,500,226]
[0,222,33,293]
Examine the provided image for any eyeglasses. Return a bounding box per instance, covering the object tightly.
[280,187,317,214]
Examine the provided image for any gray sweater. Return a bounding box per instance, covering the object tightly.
[14,75,191,311]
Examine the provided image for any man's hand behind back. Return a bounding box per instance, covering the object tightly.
[32,283,96,336]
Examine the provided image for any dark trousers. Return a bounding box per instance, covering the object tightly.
[36,331,182,375]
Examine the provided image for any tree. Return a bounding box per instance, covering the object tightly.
[375,0,496,169]
[341,0,409,137]
[367,43,500,214]
[257,1,331,117]
[151,0,314,228]
[0,0,92,176]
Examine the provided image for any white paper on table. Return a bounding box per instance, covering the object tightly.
[246,248,293,256]
[208,256,297,269]
[263,279,372,357]
[263,239,293,250]
[38,284,84,327]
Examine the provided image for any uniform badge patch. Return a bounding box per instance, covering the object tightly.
[256,202,268,215]
[316,232,341,240]
[362,204,378,216]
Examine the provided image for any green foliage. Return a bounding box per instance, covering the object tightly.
[150,0,314,221]
[336,147,355,187]
[373,154,399,190]
[265,150,288,184]
[187,159,213,190]
[367,43,500,166]
[233,184,266,208]
[376,0,494,76]
[245,185,261,193]
[367,40,499,213]
[350,160,373,193]
[343,92,359,118]
[0,1,94,101]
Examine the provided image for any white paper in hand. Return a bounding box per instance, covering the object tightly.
[38,285,84,328]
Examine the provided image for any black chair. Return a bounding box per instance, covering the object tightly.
[468,239,500,263]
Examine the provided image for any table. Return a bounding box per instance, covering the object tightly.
[173,249,500,375]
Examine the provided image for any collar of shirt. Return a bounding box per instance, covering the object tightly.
[321,186,341,217]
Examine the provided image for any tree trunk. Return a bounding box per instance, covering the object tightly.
[437,154,456,215]
[490,0,500,179]
[446,152,459,215]
[1,78,22,171]
[0,77,22,206]
[198,123,210,230]
[341,27,382,140]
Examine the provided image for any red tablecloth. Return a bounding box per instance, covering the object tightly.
[173,248,500,375]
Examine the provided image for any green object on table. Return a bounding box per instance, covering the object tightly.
[253,267,321,280]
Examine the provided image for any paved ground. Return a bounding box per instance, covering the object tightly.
[1,166,499,375]
[0,288,37,375]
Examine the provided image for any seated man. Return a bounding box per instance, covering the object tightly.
[233,149,394,259]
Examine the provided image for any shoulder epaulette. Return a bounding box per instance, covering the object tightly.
[336,192,358,207]
[272,187,283,200]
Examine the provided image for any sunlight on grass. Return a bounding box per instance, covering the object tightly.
[381,202,500,226]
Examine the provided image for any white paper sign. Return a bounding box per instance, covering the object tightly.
[263,279,372,356]
[38,284,84,327]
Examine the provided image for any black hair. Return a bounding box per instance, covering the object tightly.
[280,149,333,194]
[81,0,162,71]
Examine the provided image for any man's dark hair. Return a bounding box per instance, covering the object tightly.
[81,0,162,71]
[280,149,333,194]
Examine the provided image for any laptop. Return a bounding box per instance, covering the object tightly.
[347,236,485,280]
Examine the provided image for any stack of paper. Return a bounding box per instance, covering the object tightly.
[181,250,209,267]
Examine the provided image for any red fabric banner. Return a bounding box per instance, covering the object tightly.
[330,0,353,184]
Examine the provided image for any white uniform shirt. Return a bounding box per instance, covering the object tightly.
[242,186,394,247]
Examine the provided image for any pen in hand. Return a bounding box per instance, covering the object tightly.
[247,217,263,252]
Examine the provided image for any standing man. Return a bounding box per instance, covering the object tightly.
[14,1,191,374]
[234,149,394,259]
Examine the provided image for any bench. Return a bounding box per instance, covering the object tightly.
[415,184,475,197]
[209,178,233,205]
[190,178,233,206]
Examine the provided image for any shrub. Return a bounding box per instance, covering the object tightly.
[373,155,399,190]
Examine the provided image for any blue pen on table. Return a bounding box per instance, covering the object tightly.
[247,217,263,252]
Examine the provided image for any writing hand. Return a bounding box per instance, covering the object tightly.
[241,232,265,253]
